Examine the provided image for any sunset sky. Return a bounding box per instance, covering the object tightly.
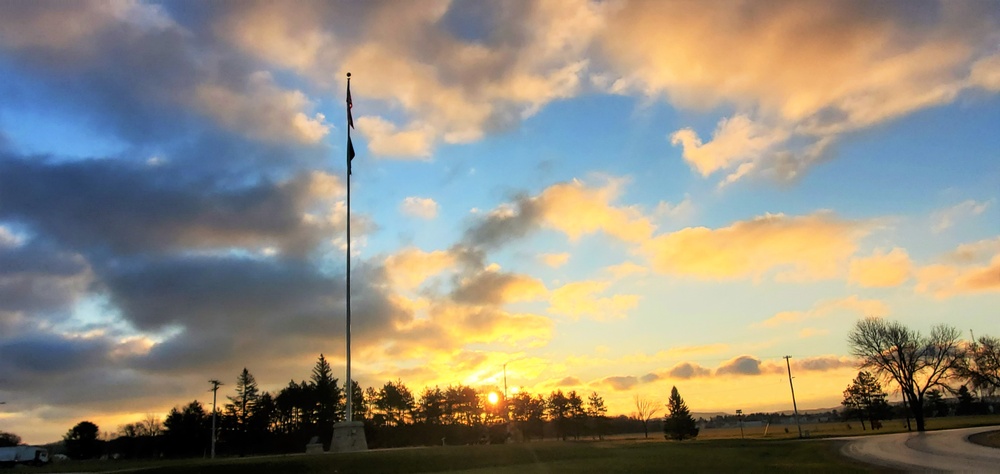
[1,1,998,444]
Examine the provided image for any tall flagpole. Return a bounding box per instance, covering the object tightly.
[345,72,353,424]
[332,71,365,452]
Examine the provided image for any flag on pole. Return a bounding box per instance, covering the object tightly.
[347,136,356,175]
[347,74,355,174]
[346,80,354,129]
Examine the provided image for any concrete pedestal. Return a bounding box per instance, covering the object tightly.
[330,420,367,453]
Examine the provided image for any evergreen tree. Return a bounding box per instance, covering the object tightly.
[164,400,210,457]
[841,371,890,430]
[956,385,975,415]
[227,368,261,433]
[310,354,344,427]
[586,392,608,440]
[663,386,699,441]
[64,421,102,459]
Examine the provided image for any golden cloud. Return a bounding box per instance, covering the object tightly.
[452,269,548,306]
[601,1,1000,183]
[643,212,869,280]
[548,280,640,321]
[756,295,889,328]
[536,179,655,243]
[848,248,913,288]
[539,252,570,268]
[383,247,458,291]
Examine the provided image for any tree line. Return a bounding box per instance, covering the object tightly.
[847,317,999,432]
[45,354,687,459]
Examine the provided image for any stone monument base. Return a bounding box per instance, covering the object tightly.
[330,420,367,453]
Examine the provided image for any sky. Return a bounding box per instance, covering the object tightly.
[0,0,998,444]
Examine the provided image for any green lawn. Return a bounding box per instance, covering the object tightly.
[34,439,869,473]
[33,415,999,473]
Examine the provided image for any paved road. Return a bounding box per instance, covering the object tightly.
[839,425,1000,471]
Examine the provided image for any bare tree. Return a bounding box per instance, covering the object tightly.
[959,335,1000,397]
[632,395,660,439]
[847,317,965,432]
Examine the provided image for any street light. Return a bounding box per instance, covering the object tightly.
[736,409,744,439]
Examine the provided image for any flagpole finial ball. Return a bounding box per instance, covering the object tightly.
[347,72,351,78]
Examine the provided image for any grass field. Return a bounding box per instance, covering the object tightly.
[30,415,998,473]
[32,439,868,473]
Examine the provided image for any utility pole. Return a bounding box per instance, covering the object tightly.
[209,379,222,459]
[736,409,744,439]
[784,356,803,438]
[503,363,509,421]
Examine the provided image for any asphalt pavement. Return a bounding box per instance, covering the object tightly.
[838,425,1000,472]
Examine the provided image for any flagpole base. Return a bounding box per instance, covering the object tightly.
[330,420,368,453]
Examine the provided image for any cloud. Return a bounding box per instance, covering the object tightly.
[193,72,329,144]
[601,376,639,391]
[643,212,869,281]
[383,247,458,291]
[0,157,343,257]
[465,178,655,249]
[653,195,694,219]
[400,196,439,219]
[451,269,548,306]
[848,248,913,288]
[756,295,889,328]
[605,261,648,279]
[539,252,570,268]
[548,281,639,321]
[667,362,711,380]
[356,116,434,158]
[600,1,1000,183]
[670,115,789,178]
[916,242,1000,298]
[793,355,857,372]
[931,199,993,232]
[715,356,764,376]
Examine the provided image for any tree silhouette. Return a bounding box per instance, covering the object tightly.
[418,386,446,424]
[632,395,660,439]
[164,400,210,457]
[841,371,890,430]
[955,385,975,415]
[663,386,698,441]
[310,354,343,427]
[586,392,608,440]
[64,421,101,459]
[848,317,964,432]
[375,380,414,427]
[227,368,261,433]
[0,431,21,448]
[959,335,1000,396]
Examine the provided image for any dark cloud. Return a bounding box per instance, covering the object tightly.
[0,333,110,375]
[667,362,711,380]
[450,270,542,305]
[0,240,91,314]
[639,372,660,383]
[463,194,543,249]
[796,356,856,372]
[0,156,335,257]
[715,356,762,376]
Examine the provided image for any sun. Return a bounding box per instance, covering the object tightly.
[487,392,499,404]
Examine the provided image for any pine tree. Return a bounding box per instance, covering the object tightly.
[663,386,699,441]
[227,368,260,432]
[310,354,344,426]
